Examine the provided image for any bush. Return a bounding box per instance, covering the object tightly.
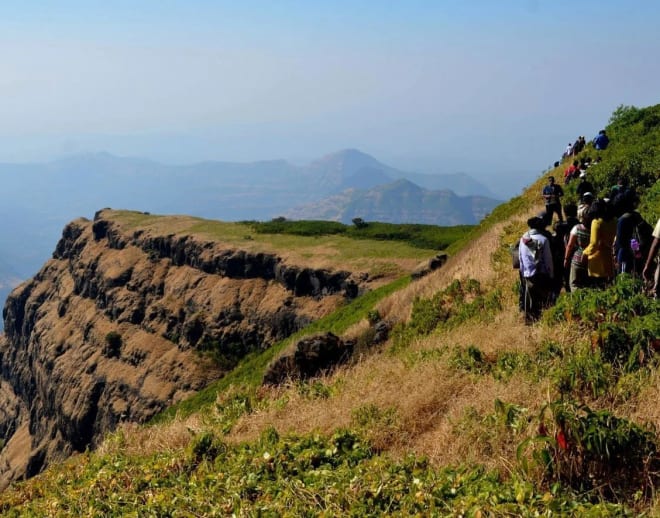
[248,219,473,250]
[352,217,368,229]
[520,400,659,501]
[104,331,122,358]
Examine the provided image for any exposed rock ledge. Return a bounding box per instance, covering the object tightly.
[0,209,367,487]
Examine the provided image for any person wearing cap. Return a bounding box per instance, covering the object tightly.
[542,176,564,223]
[576,173,594,198]
[577,192,594,222]
[519,216,554,321]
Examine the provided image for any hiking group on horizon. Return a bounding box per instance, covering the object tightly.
[516,132,660,322]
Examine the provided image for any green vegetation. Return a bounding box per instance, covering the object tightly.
[561,104,660,221]
[391,279,503,351]
[247,219,473,250]
[153,275,411,423]
[546,276,660,379]
[0,429,633,516]
[112,212,446,276]
[4,103,660,514]
[520,400,658,502]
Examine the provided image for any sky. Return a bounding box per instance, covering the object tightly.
[1,0,660,189]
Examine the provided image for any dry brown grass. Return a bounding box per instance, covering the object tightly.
[228,312,555,473]
[226,212,570,473]
[100,198,638,480]
[375,214,533,326]
[97,413,204,458]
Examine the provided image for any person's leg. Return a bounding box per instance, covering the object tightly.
[543,206,552,226]
[523,278,536,321]
[654,261,660,299]
[569,263,579,291]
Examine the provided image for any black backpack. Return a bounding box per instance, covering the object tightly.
[511,242,520,269]
[633,215,654,258]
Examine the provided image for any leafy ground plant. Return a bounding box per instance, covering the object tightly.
[519,399,659,504]
[0,428,636,516]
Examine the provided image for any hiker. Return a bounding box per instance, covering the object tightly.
[583,199,617,288]
[563,142,573,159]
[613,191,647,275]
[519,216,554,321]
[610,177,629,201]
[564,205,592,291]
[564,160,579,184]
[574,136,586,155]
[593,129,609,150]
[642,217,660,299]
[577,192,594,223]
[555,203,580,291]
[542,176,564,223]
[576,173,594,198]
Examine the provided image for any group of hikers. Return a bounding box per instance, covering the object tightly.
[516,145,660,322]
[563,130,609,160]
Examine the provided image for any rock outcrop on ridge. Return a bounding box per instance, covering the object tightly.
[0,209,369,487]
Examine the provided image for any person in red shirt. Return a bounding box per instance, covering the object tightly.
[564,160,579,184]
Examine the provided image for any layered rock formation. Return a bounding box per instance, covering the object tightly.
[0,209,365,486]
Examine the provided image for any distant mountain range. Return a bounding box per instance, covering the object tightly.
[285,178,499,225]
[303,149,497,197]
[0,148,501,314]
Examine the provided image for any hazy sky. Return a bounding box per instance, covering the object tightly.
[1,1,659,179]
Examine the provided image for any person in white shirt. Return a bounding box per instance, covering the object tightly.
[519,216,554,321]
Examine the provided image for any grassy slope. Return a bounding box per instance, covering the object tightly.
[1,104,660,516]
[110,212,462,284]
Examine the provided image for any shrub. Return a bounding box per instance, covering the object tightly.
[520,400,659,501]
[188,431,226,463]
[352,217,368,229]
[103,331,122,358]
[553,346,613,399]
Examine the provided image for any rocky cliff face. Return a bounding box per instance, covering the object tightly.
[0,210,364,486]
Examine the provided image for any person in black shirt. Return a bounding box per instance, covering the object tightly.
[576,173,594,198]
[542,176,564,224]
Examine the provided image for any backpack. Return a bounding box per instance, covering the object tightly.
[521,233,545,273]
[632,215,654,259]
[510,242,520,269]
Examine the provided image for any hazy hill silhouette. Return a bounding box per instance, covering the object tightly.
[0,149,495,313]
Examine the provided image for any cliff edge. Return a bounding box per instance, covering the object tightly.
[0,209,379,486]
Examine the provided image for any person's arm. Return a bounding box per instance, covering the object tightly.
[542,187,550,202]
[564,232,578,269]
[643,237,660,280]
[519,238,530,276]
[543,238,554,278]
[583,219,600,258]
[614,217,624,251]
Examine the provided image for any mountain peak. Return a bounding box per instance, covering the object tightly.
[312,148,382,170]
[309,149,397,191]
